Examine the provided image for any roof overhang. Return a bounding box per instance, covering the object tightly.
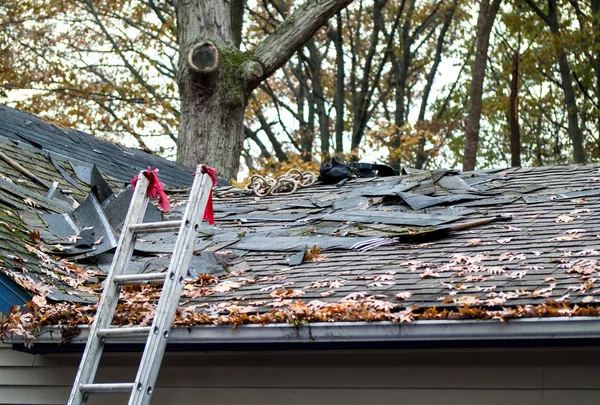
[10,317,600,353]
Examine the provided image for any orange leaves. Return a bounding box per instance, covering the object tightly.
[465,238,481,246]
[269,289,305,300]
[28,230,41,242]
[3,0,179,153]
[304,245,327,262]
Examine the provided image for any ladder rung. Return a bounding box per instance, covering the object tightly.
[129,220,183,233]
[113,273,167,285]
[97,326,152,339]
[79,383,135,394]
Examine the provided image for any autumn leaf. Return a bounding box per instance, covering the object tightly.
[465,238,481,246]
[304,245,327,262]
[487,266,506,274]
[22,198,39,208]
[570,198,590,204]
[28,230,41,242]
[556,214,576,223]
[394,292,413,300]
[309,279,345,289]
[31,295,47,307]
[67,234,81,244]
[392,306,416,323]
[213,280,242,293]
[367,280,395,287]
[420,270,442,279]
[453,295,481,306]
[531,283,556,297]
[496,238,512,244]
[464,274,487,282]
[506,271,527,279]
[549,234,582,241]
[475,285,497,292]
[269,289,305,299]
[571,209,591,215]
[485,297,507,306]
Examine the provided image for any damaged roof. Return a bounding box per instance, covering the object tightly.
[0,105,194,187]
[2,110,600,344]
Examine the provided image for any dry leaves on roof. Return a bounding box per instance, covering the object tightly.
[556,214,576,223]
[465,238,481,246]
[394,292,413,300]
[304,245,327,262]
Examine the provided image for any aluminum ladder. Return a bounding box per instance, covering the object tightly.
[68,165,213,405]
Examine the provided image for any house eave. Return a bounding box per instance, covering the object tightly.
[10,316,600,353]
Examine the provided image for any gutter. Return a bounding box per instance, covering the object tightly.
[11,317,600,351]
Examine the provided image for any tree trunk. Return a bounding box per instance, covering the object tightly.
[535,115,543,166]
[462,0,501,172]
[593,0,600,154]
[594,0,600,107]
[509,50,521,167]
[524,0,585,163]
[176,0,353,179]
[350,0,387,153]
[305,41,331,156]
[415,1,456,169]
[176,0,248,179]
[334,12,345,153]
[389,0,415,171]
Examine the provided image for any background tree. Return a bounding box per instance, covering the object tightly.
[2,0,600,177]
[462,0,501,171]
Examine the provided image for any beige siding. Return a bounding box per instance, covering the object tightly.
[1,345,600,404]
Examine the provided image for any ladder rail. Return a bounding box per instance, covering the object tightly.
[68,165,215,405]
[129,168,212,405]
[68,173,151,405]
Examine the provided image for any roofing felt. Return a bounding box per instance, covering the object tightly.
[2,130,600,342]
[0,105,194,187]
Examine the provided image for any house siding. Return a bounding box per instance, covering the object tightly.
[1,345,600,404]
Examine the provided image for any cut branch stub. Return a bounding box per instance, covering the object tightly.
[243,61,264,82]
[188,41,219,73]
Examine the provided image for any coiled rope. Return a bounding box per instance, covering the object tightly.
[245,169,317,196]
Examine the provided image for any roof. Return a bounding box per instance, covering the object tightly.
[1,112,600,346]
[0,105,194,187]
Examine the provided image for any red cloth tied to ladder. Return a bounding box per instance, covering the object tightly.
[199,165,217,225]
[130,166,171,212]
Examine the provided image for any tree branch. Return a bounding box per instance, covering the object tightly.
[244,126,271,158]
[523,0,552,26]
[249,0,353,88]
